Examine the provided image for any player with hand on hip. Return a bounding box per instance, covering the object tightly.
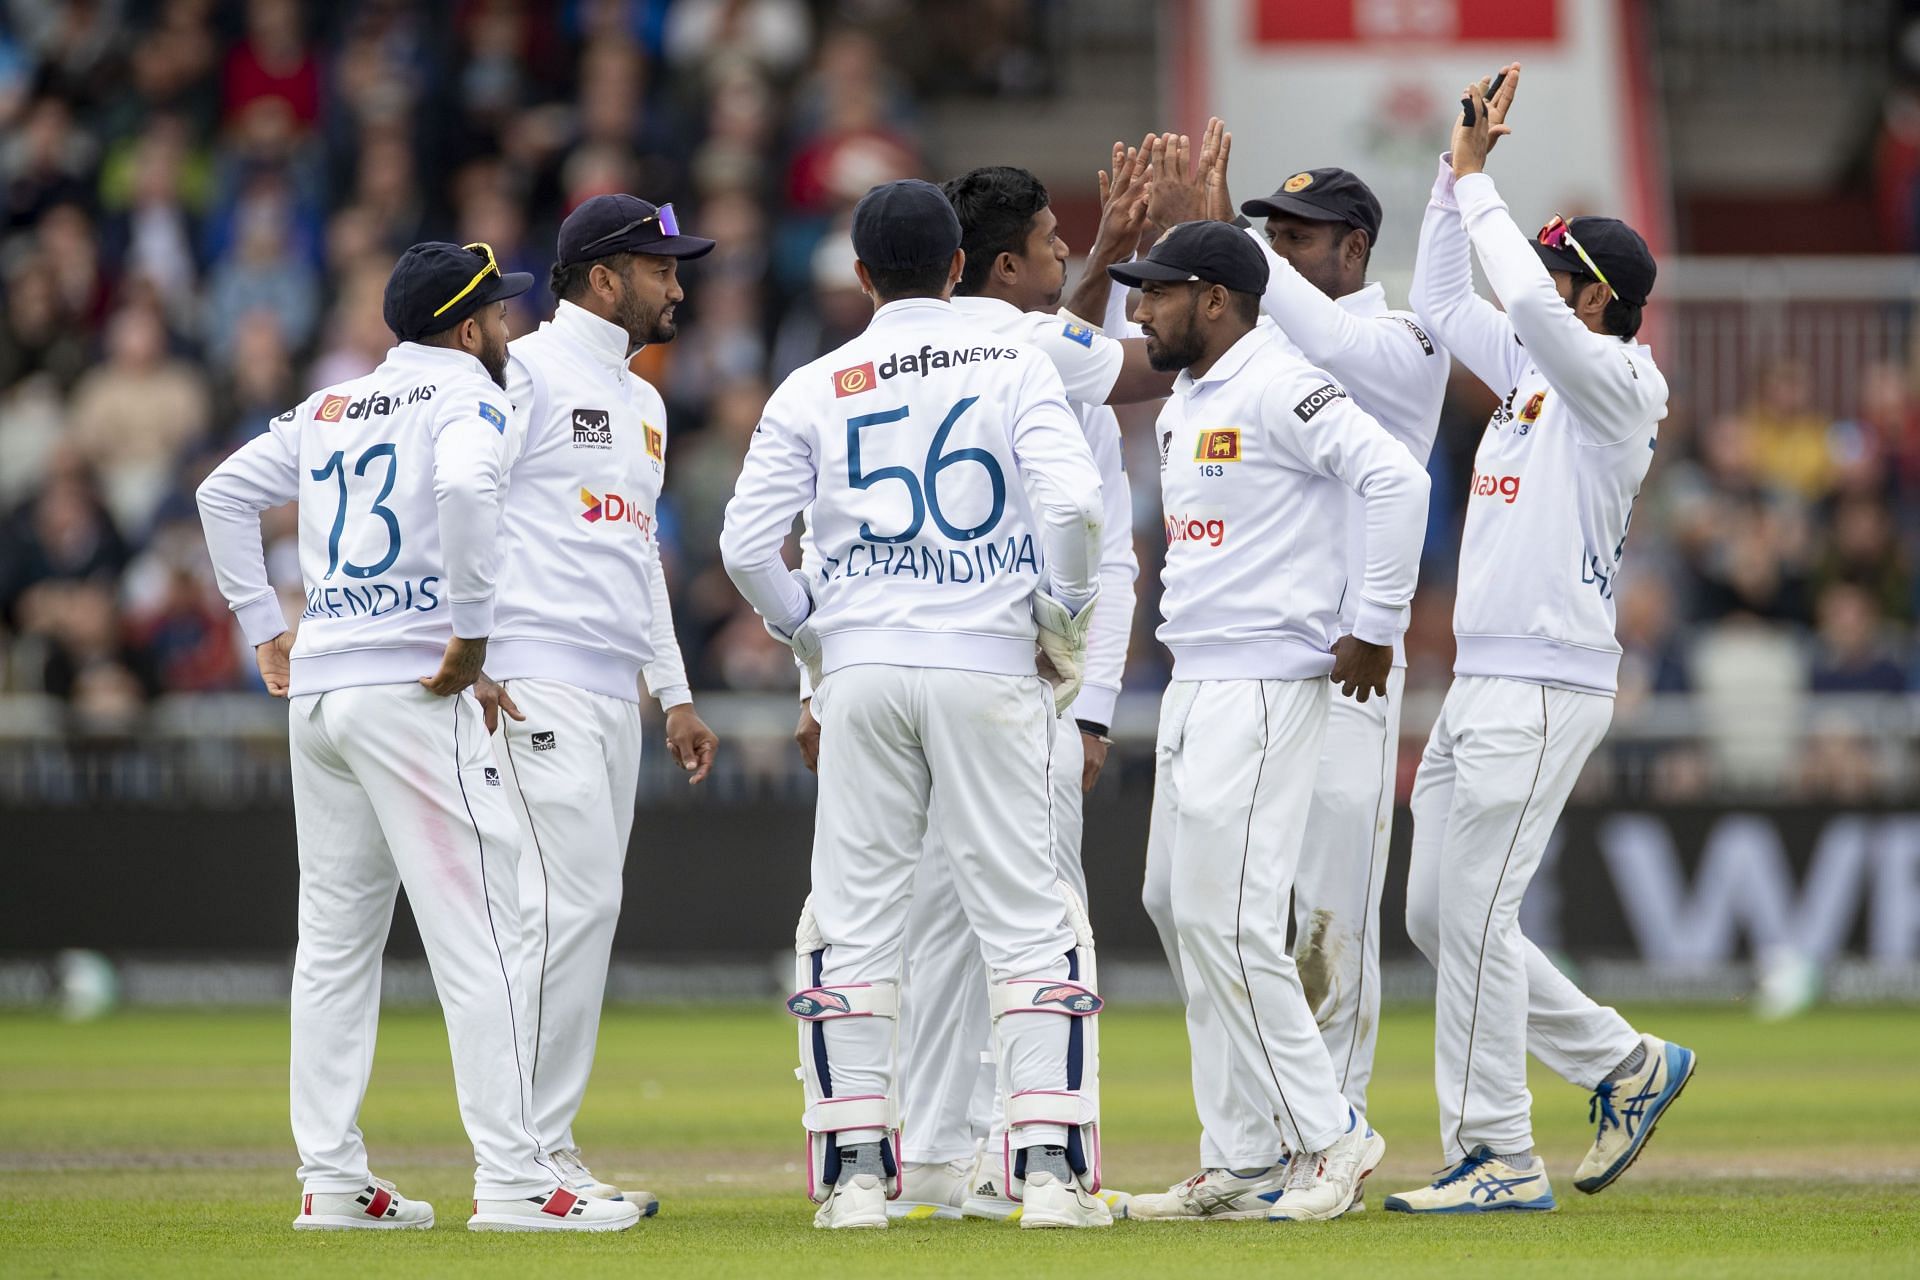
[1114,221,1429,1223]
[1124,125,1450,1220]
[479,195,721,1212]
[1387,65,1695,1216]
[196,243,640,1233]
[723,179,1111,1231]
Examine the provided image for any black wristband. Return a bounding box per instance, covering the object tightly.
[1075,718,1111,740]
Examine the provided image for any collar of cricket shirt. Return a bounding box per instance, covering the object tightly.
[551,298,636,372]
[951,295,1022,324]
[1177,321,1275,393]
[1337,281,1389,318]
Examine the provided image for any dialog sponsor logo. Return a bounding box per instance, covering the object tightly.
[1165,511,1228,547]
[578,487,655,533]
[1470,469,1522,503]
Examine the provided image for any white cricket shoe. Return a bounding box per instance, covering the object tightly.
[888,1159,970,1221]
[1126,1162,1291,1221]
[814,1173,889,1230]
[960,1154,1022,1221]
[1018,1171,1113,1230]
[1574,1034,1697,1194]
[1384,1146,1556,1214]
[960,1153,1130,1222]
[550,1148,657,1216]
[468,1186,642,1232]
[293,1177,434,1230]
[1266,1116,1384,1222]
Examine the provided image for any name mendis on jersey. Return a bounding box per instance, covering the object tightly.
[818,533,1039,586]
[302,576,442,620]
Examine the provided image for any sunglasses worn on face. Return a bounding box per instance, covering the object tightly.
[433,241,500,319]
[576,204,681,257]
[1538,215,1612,295]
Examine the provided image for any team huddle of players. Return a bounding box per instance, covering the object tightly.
[197,64,1695,1235]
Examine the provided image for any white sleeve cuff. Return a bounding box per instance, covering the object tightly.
[654,685,693,712]
[450,596,495,639]
[1430,153,1461,210]
[1352,600,1409,648]
[1069,683,1118,727]
[233,594,289,648]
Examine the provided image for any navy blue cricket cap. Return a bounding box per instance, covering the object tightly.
[1241,167,1384,245]
[850,179,963,271]
[1108,220,1270,295]
[383,241,534,342]
[556,194,716,267]
[1532,214,1656,307]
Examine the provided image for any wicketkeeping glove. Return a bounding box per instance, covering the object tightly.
[766,569,824,689]
[1032,587,1099,715]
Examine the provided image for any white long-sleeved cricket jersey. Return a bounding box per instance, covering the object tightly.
[487,301,690,708]
[952,294,1138,725]
[195,343,513,695]
[721,295,1102,679]
[1245,229,1449,667]
[1154,323,1429,681]
[1410,155,1669,695]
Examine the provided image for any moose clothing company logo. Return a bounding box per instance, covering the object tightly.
[833,362,877,397]
[572,408,613,449]
[1195,428,1241,462]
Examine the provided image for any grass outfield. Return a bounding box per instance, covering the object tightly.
[1,1004,1915,1278]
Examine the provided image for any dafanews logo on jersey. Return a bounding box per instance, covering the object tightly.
[832,362,876,397]
[316,385,436,424]
[578,487,656,535]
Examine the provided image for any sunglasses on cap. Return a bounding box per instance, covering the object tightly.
[433,241,500,319]
[1538,216,1612,295]
[576,203,681,256]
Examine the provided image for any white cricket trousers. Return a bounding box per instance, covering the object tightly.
[1141,678,1350,1162]
[1406,675,1640,1163]
[288,683,555,1199]
[492,678,643,1155]
[897,717,1087,1164]
[810,664,1078,1152]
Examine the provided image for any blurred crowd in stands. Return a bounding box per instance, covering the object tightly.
[0,1,1916,797]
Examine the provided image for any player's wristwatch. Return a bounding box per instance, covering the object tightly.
[1075,719,1112,745]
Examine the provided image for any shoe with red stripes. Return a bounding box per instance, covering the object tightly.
[293,1177,435,1230]
[467,1185,643,1232]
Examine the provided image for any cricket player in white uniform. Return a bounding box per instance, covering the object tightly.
[1114,220,1430,1222]
[196,242,640,1233]
[721,179,1112,1231]
[1123,138,1451,1218]
[1387,67,1696,1214]
[852,162,1167,1221]
[484,195,721,1211]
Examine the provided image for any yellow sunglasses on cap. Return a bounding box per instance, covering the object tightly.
[432,241,501,318]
